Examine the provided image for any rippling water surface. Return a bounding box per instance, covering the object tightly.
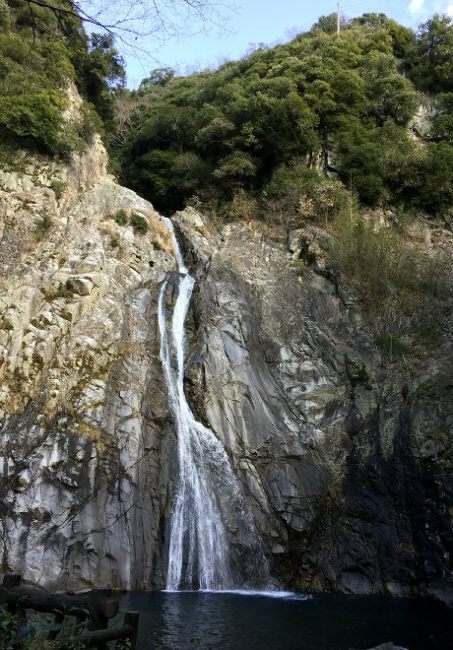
[120,591,453,649]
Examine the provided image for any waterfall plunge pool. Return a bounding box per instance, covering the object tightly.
[119,590,453,649]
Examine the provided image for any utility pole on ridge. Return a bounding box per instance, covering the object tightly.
[337,1,340,35]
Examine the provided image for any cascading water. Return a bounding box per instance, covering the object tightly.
[158,217,249,591]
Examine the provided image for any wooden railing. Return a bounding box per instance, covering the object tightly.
[0,574,139,648]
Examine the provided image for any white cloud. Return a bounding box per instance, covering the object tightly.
[408,0,425,13]
[408,0,453,17]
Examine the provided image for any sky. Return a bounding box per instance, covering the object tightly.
[116,0,453,87]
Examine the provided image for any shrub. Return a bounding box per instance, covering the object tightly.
[229,188,259,221]
[431,113,453,145]
[213,151,256,183]
[195,116,235,151]
[114,208,129,225]
[110,233,120,248]
[0,91,65,154]
[0,144,26,172]
[0,0,11,28]
[264,163,315,200]
[354,173,388,205]
[80,101,104,139]
[50,179,67,201]
[0,8,124,157]
[375,334,407,360]
[124,148,209,213]
[263,164,320,215]
[263,163,350,223]
[337,121,415,207]
[330,211,406,303]
[107,155,121,177]
[298,177,350,223]
[34,214,53,240]
[117,12,450,219]
[0,32,74,95]
[329,210,453,344]
[413,143,453,215]
[54,101,104,157]
[407,15,453,93]
[38,39,75,85]
[130,212,149,234]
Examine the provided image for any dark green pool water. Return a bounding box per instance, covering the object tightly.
[119,590,453,649]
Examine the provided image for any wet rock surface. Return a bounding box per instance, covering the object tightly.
[1,166,452,601]
[0,140,175,589]
[175,208,453,603]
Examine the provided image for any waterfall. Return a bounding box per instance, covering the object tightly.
[158,217,243,591]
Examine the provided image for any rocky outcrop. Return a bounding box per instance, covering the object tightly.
[0,139,176,589]
[1,151,452,600]
[174,208,453,603]
[408,97,436,142]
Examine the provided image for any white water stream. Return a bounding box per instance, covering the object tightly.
[158,217,244,591]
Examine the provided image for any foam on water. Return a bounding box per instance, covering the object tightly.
[162,589,311,600]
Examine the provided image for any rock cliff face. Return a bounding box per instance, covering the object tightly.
[174,209,453,603]
[1,147,452,600]
[0,139,176,589]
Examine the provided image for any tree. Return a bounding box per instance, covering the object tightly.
[352,13,414,58]
[352,12,388,28]
[311,13,350,34]
[408,14,453,92]
[119,13,445,216]
[16,0,232,52]
[0,0,11,27]
[431,93,453,144]
[112,90,147,146]
[414,143,453,214]
[71,32,125,131]
[139,67,175,92]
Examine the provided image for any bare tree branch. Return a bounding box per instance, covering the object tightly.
[24,0,115,35]
[19,0,236,78]
[21,0,235,41]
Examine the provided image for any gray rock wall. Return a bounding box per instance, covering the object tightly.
[175,208,453,602]
[1,148,451,602]
[0,143,176,589]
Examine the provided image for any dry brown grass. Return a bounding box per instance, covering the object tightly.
[145,211,174,253]
[229,188,259,221]
[329,210,453,344]
[242,218,286,244]
[101,209,174,253]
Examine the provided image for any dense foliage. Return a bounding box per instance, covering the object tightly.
[0,0,124,155]
[118,13,453,217]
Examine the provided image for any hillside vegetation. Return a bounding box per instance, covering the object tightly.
[115,12,453,358]
[0,6,451,355]
[0,0,124,156]
[117,13,453,219]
